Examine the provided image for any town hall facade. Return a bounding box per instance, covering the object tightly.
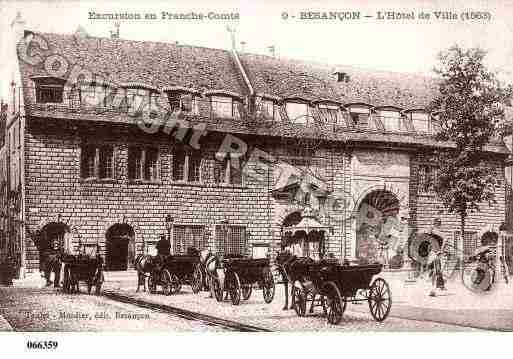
[1,16,511,279]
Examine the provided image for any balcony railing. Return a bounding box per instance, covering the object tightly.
[17,86,444,137]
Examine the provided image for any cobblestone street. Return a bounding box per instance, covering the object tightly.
[0,284,475,332]
[0,287,224,332]
[3,269,512,332]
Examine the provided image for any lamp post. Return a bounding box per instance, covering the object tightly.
[220,218,229,254]
[165,214,173,254]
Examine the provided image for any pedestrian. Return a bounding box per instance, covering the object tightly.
[42,235,62,288]
[154,234,171,275]
[428,248,445,296]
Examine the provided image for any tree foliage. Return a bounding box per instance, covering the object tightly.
[428,45,512,222]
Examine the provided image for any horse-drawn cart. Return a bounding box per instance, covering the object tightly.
[148,254,202,295]
[61,253,104,295]
[210,257,275,305]
[286,259,391,325]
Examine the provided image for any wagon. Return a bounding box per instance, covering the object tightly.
[289,260,391,325]
[148,254,202,295]
[61,253,104,295]
[211,257,275,305]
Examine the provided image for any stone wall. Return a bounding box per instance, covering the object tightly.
[22,118,508,272]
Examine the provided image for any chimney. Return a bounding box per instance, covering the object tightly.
[334,71,350,83]
[240,41,246,53]
[110,22,120,39]
[226,25,237,51]
[267,45,275,57]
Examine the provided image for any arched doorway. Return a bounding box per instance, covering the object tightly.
[355,190,401,265]
[105,223,135,271]
[36,222,70,272]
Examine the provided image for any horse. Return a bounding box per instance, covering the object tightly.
[134,254,156,292]
[275,250,315,311]
[199,249,225,300]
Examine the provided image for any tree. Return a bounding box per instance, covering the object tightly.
[428,45,512,274]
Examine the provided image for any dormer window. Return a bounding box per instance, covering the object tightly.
[316,102,343,125]
[126,88,148,113]
[408,111,429,133]
[163,87,200,115]
[255,94,281,122]
[77,81,112,108]
[261,99,276,120]
[32,76,65,104]
[211,96,234,118]
[166,93,199,115]
[285,101,309,124]
[375,108,403,132]
[346,105,371,129]
[204,91,243,119]
[121,83,159,114]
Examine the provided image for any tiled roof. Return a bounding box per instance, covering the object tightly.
[19,31,439,110]
[18,31,247,95]
[239,53,439,108]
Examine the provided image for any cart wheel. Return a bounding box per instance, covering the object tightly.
[170,273,182,294]
[368,277,392,322]
[228,272,241,305]
[161,269,173,295]
[262,269,275,304]
[292,281,306,317]
[323,281,344,325]
[148,274,157,294]
[191,264,203,294]
[212,277,224,302]
[242,284,252,300]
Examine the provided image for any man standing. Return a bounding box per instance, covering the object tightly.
[154,234,171,274]
[42,234,62,288]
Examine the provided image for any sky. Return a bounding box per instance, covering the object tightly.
[1,0,513,100]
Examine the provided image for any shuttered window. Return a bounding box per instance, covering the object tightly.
[81,144,114,179]
[418,165,438,193]
[215,225,246,256]
[173,225,206,254]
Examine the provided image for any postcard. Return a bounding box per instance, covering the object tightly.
[0,0,512,357]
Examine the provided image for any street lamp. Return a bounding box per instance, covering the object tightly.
[219,218,229,254]
[165,214,173,253]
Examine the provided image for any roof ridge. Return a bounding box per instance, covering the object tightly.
[240,52,437,80]
[31,30,232,54]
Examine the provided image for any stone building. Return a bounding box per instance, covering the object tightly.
[1,20,512,279]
